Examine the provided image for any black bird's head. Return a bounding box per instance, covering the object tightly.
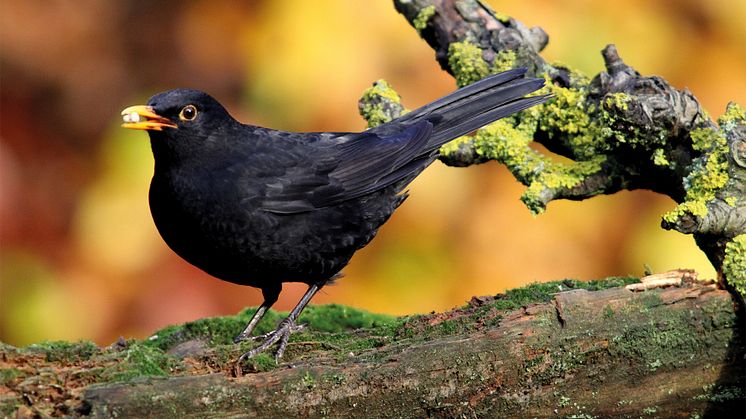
[121,89,237,162]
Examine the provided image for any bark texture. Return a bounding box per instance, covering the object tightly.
[81,283,746,417]
[3,280,741,418]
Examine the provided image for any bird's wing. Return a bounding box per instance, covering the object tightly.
[257,121,434,214]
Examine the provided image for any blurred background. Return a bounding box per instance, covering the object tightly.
[1,0,745,346]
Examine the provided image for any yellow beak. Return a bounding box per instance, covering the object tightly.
[120,105,177,131]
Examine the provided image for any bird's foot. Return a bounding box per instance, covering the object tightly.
[233,330,252,343]
[236,317,306,364]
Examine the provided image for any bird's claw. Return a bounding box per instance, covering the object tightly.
[236,318,305,365]
[248,321,306,342]
[233,332,251,343]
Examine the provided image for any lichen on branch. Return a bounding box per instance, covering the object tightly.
[357,0,746,298]
[357,79,405,128]
[723,234,746,296]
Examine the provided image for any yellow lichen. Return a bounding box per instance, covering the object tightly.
[470,118,547,181]
[722,235,746,298]
[447,116,605,214]
[718,102,746,129]
[359,79,402,128]
[492,50,517,73]
[605,92,631,111]
[447,41,491,88]
[438,135,472,156]
[652,148,669,166]
[662,200,709,223]
[663,126,729,223]
[413,5,436,33]
[532,81,615,160]
[521,156,606,214]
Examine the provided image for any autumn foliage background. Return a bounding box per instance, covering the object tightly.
[1,0,745,347]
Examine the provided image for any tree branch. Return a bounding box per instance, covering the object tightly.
[89,283,742,417]
[3,279,743,417]
[357,0,746,297]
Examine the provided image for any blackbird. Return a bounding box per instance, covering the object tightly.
[121,68,547,361]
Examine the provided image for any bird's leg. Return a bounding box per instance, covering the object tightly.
[233,285,280,343]
[237,282,323,363]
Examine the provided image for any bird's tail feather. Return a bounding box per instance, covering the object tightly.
[397,68,548,152]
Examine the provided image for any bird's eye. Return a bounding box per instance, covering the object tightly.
[179,105,197,121]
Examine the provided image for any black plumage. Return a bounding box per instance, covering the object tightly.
[121,68,547,361]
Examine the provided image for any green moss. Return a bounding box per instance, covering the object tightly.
[26,340,99,362]
[6,273,737,416]
[520,281,738,395]
[722,234,746,297]
[395,315,477,341]
[146,303,397,357]
[134,302,404,370]
[105,342,178,382]
[485,277,639,311]
[0,368,23,385]
[413,5,436,32]
[210,341,276,372]
[146,310,257,350]
[693,384,744,403]
[663,126,729,223]
[390,278,638,343]
[0,397,21,418]
[321,371,346,386]
[298,303,398,333]
[448,41,491,88]
[602,305,615,319]
[301,370,316,389]
[245,353,276,372]
[359,79,403,128]
[609,298,736,373]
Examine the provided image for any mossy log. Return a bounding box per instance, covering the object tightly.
[359,0,746,298]
[3,278,743,417]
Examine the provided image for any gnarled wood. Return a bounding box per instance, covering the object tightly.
[77,282,743,418]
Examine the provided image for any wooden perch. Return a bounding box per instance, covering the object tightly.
[4,279,741,417]
[77,282,746,417]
